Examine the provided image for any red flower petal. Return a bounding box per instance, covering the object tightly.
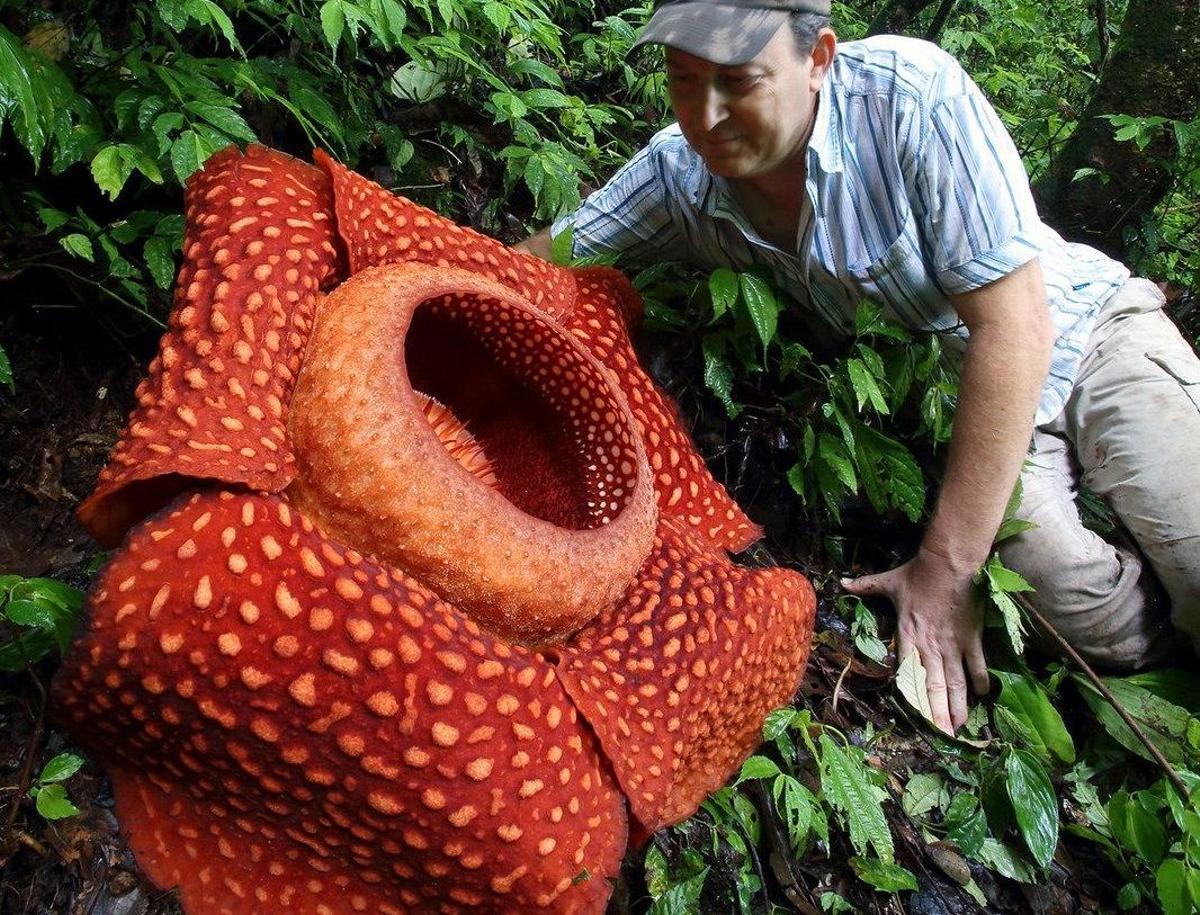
[314,150,577,320]
[78,146,345,546]
[54,490,627,914]
[568,268,763,553]
[555,516,816,833]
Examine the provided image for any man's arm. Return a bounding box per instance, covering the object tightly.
[844,258,1055,734]
[515,227,553,260]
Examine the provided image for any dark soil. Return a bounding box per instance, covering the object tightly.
[0,281,1137,915]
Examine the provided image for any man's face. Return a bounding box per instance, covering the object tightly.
[665,25,829,180]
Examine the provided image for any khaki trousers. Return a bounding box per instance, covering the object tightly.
[999,278,1200,669]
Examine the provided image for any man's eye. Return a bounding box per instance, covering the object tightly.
[727,75,761,91]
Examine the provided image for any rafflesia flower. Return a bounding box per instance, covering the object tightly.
[52,145,816,914]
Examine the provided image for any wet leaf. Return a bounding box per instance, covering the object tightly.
[1005,749,1058,868]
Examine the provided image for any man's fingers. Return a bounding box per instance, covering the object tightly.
[840,573,886,597]
[944,656,970,732]
[922,654,954,736]
[965,641,990,696]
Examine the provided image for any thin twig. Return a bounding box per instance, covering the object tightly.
[1094,0,1109,66]
[0,674,48,855]
[1016,592,1190,799]
[925,0,957,42]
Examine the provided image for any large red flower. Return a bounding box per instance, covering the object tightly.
[53,145,816,914]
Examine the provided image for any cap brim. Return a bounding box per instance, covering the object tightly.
[632,3,789,66]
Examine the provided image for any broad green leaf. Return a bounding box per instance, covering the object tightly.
[39,753,84,784]
[37,207,69,232]
[59,233,94,262]
[1005,749,1058,868]
[902,772,948,819]
[850,856,918,892]
[320,0,346,52]
[851,599,888,664]
[390,60,447,102]
[482,1,512,32]
[170,130,210,183]
[521,88,571,109]
[1156,858,1190,915]
[4,598,56,630]
[992,669,1075,764]
[1116,882,1141,909]
[0,25,46,160]
[738,272,779,351]
[647,867,707,915]
[819,734,892,862]
[34,783,79,819]
[708,267,737,321]
[1108,789,1167,866]
[1073,674,1194,766]
[975,838,1037,883]
[779,341,811,379]
[853,424,925,521]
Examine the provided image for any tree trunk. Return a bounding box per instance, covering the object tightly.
[865,0,938,37]
[1034,0,1200,261]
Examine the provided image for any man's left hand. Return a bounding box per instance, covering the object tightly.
[842,546,989,735]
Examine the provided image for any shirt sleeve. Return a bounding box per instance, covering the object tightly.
[911,70,1043,296]
[551,138,687,269]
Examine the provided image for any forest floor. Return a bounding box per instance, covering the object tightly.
[0,285,1159,915]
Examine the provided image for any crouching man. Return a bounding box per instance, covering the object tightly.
[519,0,1200,732]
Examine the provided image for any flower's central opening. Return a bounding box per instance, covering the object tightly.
[406,292,641,532]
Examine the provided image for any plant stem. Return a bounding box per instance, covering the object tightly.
[1016,592,1190,799]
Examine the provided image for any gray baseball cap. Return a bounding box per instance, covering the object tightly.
[633,0,832,66]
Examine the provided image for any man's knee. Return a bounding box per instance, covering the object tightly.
[998,532,1171,670]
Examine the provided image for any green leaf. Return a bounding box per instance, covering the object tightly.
[170,129,213,183]
[320,0,346,52]
[482,1,512,32]
[38,753,84,785]
[0,343,13,394]
[773,773,816,854]
[738,273,779,351]
[521,88,571,109]
[819,734,893,862]
[702,335,739,418]
[1073,674,1194,766]
[736,755,780,783]
[708,268,738,321]
[992,670,1075,764]
[34,783,79,819]
[186,102,257,143]
[1116,882,1141,909]
[1108,789,1167,866]
[644,842,669,897]
[817,433,856,492]
[144,237,177,290]
[90,145,132,200]
[847,357,890,414]
[975,838,1037,883]
[762,707,795,741]
[647,867,708,915]
[549,224,575,266]
[902,772,948,819]
[59,233,94,262]
[984,554,1030,654]
[1156,858,1191,915]
[850,856,918,892]
[0,25,47,161]
[1005,748,1058,868]
[4,598,56,630]
[853,424,925,521]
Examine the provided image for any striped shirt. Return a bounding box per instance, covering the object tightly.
[552,34,1130,424]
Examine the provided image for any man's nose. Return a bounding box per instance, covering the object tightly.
[700,85,728,132]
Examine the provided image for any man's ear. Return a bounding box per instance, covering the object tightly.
[809,28,837,87]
